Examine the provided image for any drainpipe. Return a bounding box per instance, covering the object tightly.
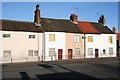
[37,28,40,61]
[84,34,86,58]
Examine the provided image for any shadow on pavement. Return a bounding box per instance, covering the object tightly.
[37,63,101,80]
[20,72,30,80]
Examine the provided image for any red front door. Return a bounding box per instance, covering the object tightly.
[68,49,72,59]
[58,49,62,60]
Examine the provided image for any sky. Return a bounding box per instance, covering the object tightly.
[1,2,119,32]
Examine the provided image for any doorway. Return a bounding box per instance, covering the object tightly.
[95,49,99,58]
[58,49,62,60]
[68,49,73,59]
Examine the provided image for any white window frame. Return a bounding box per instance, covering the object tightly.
[3,50,11,58]
[74,48,80,57]
[2,34,11,38]
[75,35,80,42]
[49,34,55,42]
[49,48,55,56]
[28,50,38,56]
[88,48,93,56]
[109,47,113,55]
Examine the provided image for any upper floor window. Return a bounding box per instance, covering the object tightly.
[75,35,80,42]
[88,36,93,42]
[29,35,35,39]
[49,34,55,42]
[2,34,10,38]
[3,51,11,57]
[109,36,113,43]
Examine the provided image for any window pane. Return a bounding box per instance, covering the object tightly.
[88,48,93,56]
[109,36,113,43]
[28,50,33,56]
[75,48,80,56]
[49,34,55,41]
[75,35,80,42]
[88,36,93,42]
[34,50,38,56]
[3,51,11,57]
[49,48,55,56]
[3,34,10,38]
[29,35,35,39]
[109,48,113,55]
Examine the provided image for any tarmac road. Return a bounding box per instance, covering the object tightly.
[1,57,120,80]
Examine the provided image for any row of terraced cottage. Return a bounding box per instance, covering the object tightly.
[0,5,118,63]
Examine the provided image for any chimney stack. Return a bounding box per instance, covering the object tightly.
[70,14,78,24]
[112,27,116,33]
[34,4,41,27]
[98,15,106,26]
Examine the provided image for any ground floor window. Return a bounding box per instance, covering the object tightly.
[3,51,11,57]
[109,47,113,55]
[28,50,38,56]
[103,49,106,54]
[88,48,93,56]
[74,48,80,57]
[49,48,55,56]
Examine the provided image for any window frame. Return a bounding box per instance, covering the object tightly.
[109,36,113,44]
[29,35,36,39]
[74,35,80,42]
[3,50,11,58]
[74,48,80,56]
[49,34,55,42]
[88,36,93,42]
[88,48,93,56]
[2,34,11,38]
[109,47,113,55]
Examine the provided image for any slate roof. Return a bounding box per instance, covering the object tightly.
[0,19,42,32]
[77,21,114,34]
[41,18,82,33]
[0,18,83,33]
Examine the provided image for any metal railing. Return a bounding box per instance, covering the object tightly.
[0,52,119,64]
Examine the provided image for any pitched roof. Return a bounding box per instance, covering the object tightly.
[41,18,82,33]
[0,20,42,32]
[77,21,100,34]
[91,22,114,34]
[77,21,114,34]
[0,18,83,33]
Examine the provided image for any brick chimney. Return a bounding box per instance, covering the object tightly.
[70,14,78,24]
[34,4,41,27]
[112,27,116,33]
[98,15,106,26]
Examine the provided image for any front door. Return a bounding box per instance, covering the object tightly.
[58,49,62,60]
[95,49,99,58]
[68,49,73,59]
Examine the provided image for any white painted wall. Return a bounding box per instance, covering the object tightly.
[0,31,42,63]
[85,34,116,58]
[44,32,65,61]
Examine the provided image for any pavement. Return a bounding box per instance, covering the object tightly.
[1,57,120,80]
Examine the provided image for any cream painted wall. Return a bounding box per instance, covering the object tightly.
[44,32,65,61]
[85,34,116,58]
[1,31,42,63]
[65,33,84,59]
